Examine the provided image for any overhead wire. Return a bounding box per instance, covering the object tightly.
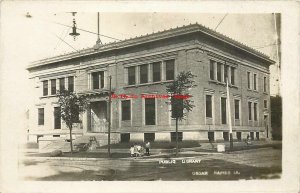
[53,32,79,53]
[215,13,228,31]
[53,21,121,41]
[53,26,71,54]
[253,43,278,49]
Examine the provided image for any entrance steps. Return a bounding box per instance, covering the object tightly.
[74,133,120,149]
[39,140,71,153]
[38,133,120,153]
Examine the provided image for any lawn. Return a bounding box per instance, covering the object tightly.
[100,140,201,149]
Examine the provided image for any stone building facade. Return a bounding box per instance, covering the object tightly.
[27,24,274,143]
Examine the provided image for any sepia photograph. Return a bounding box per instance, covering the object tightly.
[0,1,299,193]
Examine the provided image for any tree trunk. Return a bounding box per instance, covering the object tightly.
[176,118,178,156]
[69,126,73,154]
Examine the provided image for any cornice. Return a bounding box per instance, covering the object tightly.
[27,23,275,70]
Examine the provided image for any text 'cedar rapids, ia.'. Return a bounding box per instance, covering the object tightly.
[159,159,201,164]
[192,170,241,176]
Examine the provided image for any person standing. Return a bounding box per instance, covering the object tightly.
[133,143,138,157]
[137,144,142,157]
[130,145,134,157]
[145,141,150,156]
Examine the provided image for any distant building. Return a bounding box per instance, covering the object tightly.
[27,23,274,143]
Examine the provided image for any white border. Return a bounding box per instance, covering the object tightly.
[0,1,299,193]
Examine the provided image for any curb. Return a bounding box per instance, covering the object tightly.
[23,151,222,162]
[24,157,107,161]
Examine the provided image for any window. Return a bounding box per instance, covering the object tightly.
[236,132,242,141]
[92,72,99,89]
[152,62,161,82]
[217,63,222,82]
[254,103,258,121]
[166,59,175,80]
[140,64,148,84]
[263,77,267,92]
[59,78,65,91]
[234,99,240,119]
[221,97,227,124]
[121,100,131,121]
[38,108,44,125]
[208,132,214,142]
[253,74,257,90]
[223,132,229,141]
[231,67,235,85]
[73,109,80,123]
[68,76,74,92]
[171,98,183,118]
[206,95,212,118]
[145,98,155,125]
[247,72,251,89]
[43,80,48,96]
[120,133,130,143]
[51,79,56,95]
[250,132,254,140]
[209,60,215,80]
[92,71,104,89]
[128,66,136,85]
[256,132,260,140]
[144,133,155,142]
[54,107,61,129]
[224,65,228,82]
[171,132,182,142]
[264,100,267,108]
[248,102,252,120]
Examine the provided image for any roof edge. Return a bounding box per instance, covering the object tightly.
[27,23,275,70]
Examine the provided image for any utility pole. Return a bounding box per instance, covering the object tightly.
[107,75,112,157]
[175,117,178,156]
[96,12,102,45]
[226,78,233,151]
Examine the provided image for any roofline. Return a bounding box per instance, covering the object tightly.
[27,23,275,70]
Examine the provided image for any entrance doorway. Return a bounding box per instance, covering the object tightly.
[88,101,107,132]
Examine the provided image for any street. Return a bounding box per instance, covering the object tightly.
[19,147,281,181]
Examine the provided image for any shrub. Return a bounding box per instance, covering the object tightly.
[50,150,63,157]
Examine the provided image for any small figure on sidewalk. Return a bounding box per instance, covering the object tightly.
[130,145,134,157]
[137,144,142,157]
[145,141,151,156]
[246,134,252,145]
[133,143,139,157]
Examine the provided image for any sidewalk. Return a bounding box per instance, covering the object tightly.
[23,140,281,160]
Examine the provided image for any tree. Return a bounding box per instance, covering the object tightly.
[166,71,197,156]
[57,90,88,153]
[271,95,282,140]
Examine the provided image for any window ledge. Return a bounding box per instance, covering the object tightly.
[40,95,58,99]
[208,80,238,88]
[124,80,174,88]
[230,84,238,89]
[263,92,269,95]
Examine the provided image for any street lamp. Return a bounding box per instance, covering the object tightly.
[69,12,80,40]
